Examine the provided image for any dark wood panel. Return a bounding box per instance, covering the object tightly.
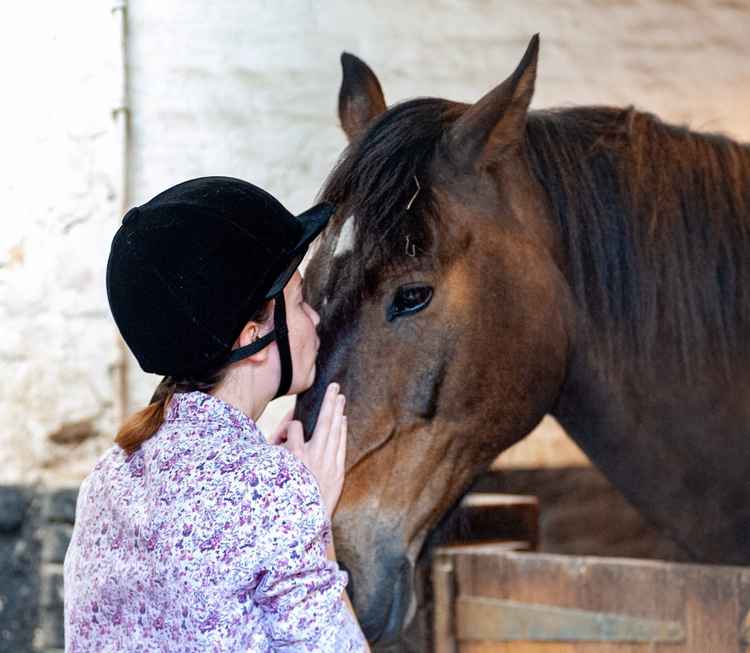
[469,467,690,561]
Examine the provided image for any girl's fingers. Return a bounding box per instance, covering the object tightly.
[284,420,305,454]
[269,407,296,444]
[312,383,339,442]
[268,428,286,446]
[325,394,346,456]
[279,406,295,426]
[336,415,347,470]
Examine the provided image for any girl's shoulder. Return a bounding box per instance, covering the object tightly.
[233,440,324,515]
[186,432,326,524]
[193,440,331,575]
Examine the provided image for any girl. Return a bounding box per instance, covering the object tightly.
[63,176,370,651]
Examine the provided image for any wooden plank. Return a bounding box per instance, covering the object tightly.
[447,494,539,550]
[437,541,534,555]
[433,553,457,653]
[455,597,684,642]
[453,552,686,620]
[682,562,749,653]
[434,549,750,653]
[459,643,679,653]
[461,494,539,508]
[433,543,534,653]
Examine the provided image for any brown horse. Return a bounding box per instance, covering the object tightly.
[295,35,750,644]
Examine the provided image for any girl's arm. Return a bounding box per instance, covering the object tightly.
[326,539,372,652]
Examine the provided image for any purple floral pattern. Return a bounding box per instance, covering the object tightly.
[64,391,366,651]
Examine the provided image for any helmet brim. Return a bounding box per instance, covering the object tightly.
[263,201,336,298]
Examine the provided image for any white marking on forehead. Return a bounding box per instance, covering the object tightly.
[333,214,355,258]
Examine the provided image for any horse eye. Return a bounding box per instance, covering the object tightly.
[387,284,433,322]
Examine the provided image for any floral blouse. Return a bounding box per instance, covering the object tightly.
[63,390,366,652]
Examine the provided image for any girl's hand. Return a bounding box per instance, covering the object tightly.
[268,407,295,445]
[281,383,347,522]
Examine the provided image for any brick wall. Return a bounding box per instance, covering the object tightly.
[0,485,77,653]
[1,2,123,488]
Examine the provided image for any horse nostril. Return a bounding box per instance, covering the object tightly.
[338,559,355,602]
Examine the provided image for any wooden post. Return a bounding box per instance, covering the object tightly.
[433,552,457,653]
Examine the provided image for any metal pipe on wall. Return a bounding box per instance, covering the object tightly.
[111,0,130,425]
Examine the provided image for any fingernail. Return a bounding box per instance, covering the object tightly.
[330,382,339,394]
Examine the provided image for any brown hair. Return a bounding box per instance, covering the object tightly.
[115,300,272,456]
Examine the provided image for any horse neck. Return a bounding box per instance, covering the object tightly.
[529,109,750,563]
[526,106,750,382]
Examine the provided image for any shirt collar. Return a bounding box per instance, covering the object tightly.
[164,390,266,445]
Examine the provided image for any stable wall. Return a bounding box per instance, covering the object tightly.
[2,1,749,487]
[0,3,124,487]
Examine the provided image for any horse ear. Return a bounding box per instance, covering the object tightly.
[339,52,387,142]
[447,34,539,168]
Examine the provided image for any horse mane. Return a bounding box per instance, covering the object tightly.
[321,97,750,376]
[320,98,451,305]
[526,108,750,375]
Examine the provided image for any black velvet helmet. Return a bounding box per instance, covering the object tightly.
[106,176,334,397]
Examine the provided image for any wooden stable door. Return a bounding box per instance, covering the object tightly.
[433,545,750,653]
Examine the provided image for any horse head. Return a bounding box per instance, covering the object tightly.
[295,36,574,643]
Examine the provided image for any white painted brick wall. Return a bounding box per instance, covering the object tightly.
[0,2,123,485]
[2,1,748,484]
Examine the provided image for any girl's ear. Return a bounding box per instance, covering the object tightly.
[234,321,270,363]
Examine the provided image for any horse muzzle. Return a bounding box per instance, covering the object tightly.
[344,553,415,644]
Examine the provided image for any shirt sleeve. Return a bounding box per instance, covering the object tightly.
[242,446,368,652]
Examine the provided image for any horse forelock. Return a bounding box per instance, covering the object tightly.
[319,98,457,306]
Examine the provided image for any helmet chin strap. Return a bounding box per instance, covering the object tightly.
[271,292,293,399]
[226,291,293,399]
